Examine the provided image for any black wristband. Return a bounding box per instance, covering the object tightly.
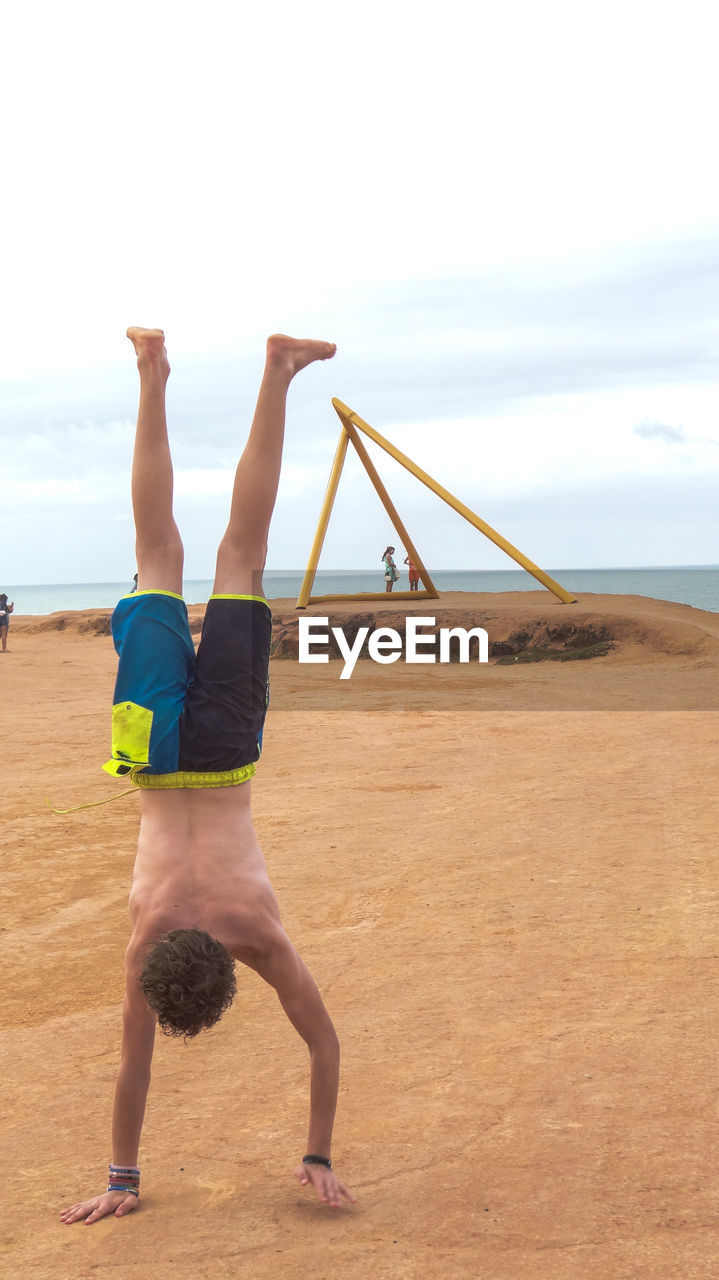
[302,1154,332,1170]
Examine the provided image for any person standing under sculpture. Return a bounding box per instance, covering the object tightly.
[381,545,399,593]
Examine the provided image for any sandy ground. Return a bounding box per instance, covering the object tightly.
[2,592,718,1279]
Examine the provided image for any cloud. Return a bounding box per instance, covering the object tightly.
[5,236,719,443]
[4,239,719,581]
[633,421,688,444]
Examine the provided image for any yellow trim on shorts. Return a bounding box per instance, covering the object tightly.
[133,764,256,789]
[209,593,270,607]
[121,589,185,600]
[120,590,270,606]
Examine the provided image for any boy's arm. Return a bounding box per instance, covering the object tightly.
[61,977,156,1225]
[252,934,356,1208]
[112,982,157,1164]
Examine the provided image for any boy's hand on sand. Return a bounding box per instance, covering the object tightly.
[60,1189,138,1224]
[294,1162,356,1208]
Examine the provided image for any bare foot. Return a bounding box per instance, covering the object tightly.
[126,326,170,380]
[266,334,336,379]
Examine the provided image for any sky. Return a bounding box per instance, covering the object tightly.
[2,0,718,584]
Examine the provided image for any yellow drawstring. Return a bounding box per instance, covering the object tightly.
[47,766,144,814]
[46,787,140,814]
[46,783,140,814]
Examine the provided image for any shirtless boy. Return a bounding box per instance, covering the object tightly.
[61,327,354,1224]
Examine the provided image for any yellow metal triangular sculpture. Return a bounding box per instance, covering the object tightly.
[296,400,576,608]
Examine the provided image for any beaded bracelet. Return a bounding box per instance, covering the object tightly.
[108,1163,140,1197]
[302,1154,332,1170]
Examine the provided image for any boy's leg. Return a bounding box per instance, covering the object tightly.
[126,327,184,595]
[213,334,336,597]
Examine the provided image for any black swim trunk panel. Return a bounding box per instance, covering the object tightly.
[178,596,272,773]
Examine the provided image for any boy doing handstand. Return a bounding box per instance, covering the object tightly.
[61,328,354,1224]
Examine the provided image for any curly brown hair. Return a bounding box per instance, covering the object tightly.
[139,928,237,1039]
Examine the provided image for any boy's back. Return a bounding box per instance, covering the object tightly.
[128,787,286,977]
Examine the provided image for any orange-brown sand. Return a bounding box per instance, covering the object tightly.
[2,592,718,1279]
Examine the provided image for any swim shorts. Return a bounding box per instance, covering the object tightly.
[103,590,272,789]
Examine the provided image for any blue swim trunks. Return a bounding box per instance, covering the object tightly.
[103,590,272,789]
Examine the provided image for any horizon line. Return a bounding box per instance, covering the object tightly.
[6,564,718,589]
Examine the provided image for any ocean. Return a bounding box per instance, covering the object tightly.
[4,566,718,615]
